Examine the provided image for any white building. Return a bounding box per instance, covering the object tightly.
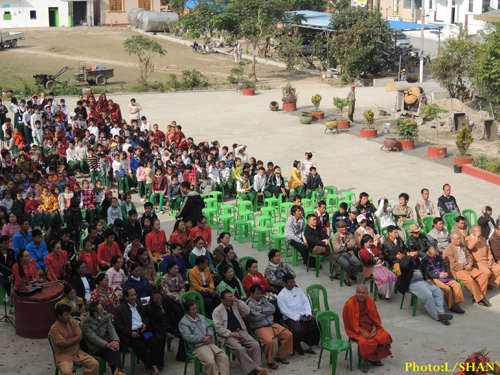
[425,0,499,34]
[0,0,93,28]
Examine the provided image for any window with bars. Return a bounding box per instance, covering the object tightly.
[403,0,411,8]
[109,0,124,12]
[138,0,152,10]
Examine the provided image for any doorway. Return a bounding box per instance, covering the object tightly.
[73,1,87,25]
[48,7,59,27]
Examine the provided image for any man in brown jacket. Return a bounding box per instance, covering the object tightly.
[392,193,414,228]
[489,223,500,262]
[330,220,360,286]
[443,233,490,307]
[416,188,436,225]
[50,304,99,375]
[450,216,472,244]
[466,226,500,289]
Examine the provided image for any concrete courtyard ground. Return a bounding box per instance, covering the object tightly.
[1,83,499,375]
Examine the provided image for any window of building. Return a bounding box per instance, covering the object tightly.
[403,0,412,8]
[429,0,433,9]
[414,0,422,7]
[3,11,11,20]
[482,0,490,12]
[138,0,152,10]
[30,10,36,19]
[109,0,124,12]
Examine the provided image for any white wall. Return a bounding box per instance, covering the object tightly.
[0,0,69,28]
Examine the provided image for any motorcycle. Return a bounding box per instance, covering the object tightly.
[203,41,215,54]
[192,41,203,53]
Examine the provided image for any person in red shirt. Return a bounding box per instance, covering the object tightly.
[46,241,70,282]
[153,124,165,143]
[170,219,190,250]
[12,249,44,286]
[146,219,167,263]
[242,258,269,298]
[97,229,123,270]
[190,216,212,251]
[78,239,98,275]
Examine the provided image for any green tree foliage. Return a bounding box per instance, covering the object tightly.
[177,1,225,39]
[123,35,167,83]
[169,0,186,15]
[472,24,500,118]
[431,27,476,99]
[330,7,391,84]
[295,0,328,11]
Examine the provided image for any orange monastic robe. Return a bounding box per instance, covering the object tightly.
[342,295,393,361]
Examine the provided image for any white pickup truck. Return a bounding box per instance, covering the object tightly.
[0,29,25,48]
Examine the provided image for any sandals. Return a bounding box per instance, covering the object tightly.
[274,357,289,364]
[369,361,383,366]
[361,363,369,373]
[267,362,279,369]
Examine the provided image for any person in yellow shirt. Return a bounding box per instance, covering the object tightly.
[38,185,59,230]
[289,160,305,197]
[59,284,86,319]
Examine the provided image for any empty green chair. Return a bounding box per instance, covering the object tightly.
[234,220,253,243]
[219,204,236,216]
[307,254,327,278]
[400,290,419,316]
[422,216,435,234]
[301,198,313,209]
[340,192,356,205]
[208,191,223,206]
[324,186,338,196]
[306,284,329,317]
[326,194,339,212]
[443,213,458,232]
[316,311,352,375]
[462,209,478,227]
[251,227,271,252]
[204,197,218,210]
[218,214,235,234]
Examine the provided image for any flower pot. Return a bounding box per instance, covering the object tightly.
[398,139,415,150]
[269,101,279,111]
[300,114,313,124]
[338,120,350,128]
[300,111,311,116]
[454,156,474,165]
[360,128,377,138]
[311,112,324,120]
[325,120,338,134]
[283,102,296,111]
[428,146,447,159]
[241,89,255,96]
[454,165,463,173]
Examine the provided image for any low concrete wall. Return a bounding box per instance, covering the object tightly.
[373,77,396,87]
[462,164,500,185]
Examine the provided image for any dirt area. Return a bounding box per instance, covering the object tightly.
[0,27,318,92]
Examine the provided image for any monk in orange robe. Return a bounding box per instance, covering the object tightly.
[343,285,392,373]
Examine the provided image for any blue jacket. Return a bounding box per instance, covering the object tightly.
[26,241,48,270]
[122,275,152,301]
[129,156,140,172]
[162,254,187,280]
[13,231,33,253]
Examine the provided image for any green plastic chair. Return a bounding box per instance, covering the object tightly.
[443,213,458,232]
[400,290,419,316]
[48,331,82,375]
[121,346,138,375]
[183,339,202,375]
[462,209,478,227]
[346,338,363,370]
[306,284,329,317]
[340,192,356,205]
[328,238,346,287]
[156,276,162,290]
[400,221,416,233]
[357,252,378,301]
[316,311,352,375]
[307,254,327,278]
[238,256,254,277]
[422,216,434,233]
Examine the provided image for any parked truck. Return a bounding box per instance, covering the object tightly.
[0,29,25,49]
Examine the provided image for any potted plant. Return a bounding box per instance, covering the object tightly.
[419,104,449,159]
[454,125,474,165]
[282,83,298,111]
[300,112,313,124]
[311,94,324,120]
[360,109,377,138]
[396,118,419,150]
[333,97,350,128]
[241,80,255,96]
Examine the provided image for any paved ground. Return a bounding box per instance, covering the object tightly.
[1,84,499,374]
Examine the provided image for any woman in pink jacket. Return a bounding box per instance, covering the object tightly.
[136,161,147,201]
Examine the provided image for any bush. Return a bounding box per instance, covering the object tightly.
[396,118,419,141]
[455,126,474,157]
[181,69,208,89]
[472,155,500,175]
[282,83,298,104]
[363,109,375,129]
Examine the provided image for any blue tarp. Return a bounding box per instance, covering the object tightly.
[287,10,443,31]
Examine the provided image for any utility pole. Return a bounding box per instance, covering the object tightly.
[419,0,425,83]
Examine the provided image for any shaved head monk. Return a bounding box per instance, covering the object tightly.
[342,285,392,373]
[466,226,500,290]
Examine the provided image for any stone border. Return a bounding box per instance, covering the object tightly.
[462,164,500,185]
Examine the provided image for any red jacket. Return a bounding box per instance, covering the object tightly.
[243,272,269,297]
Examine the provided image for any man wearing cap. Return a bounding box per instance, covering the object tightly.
[346,206,360,235]
[400,69,407,81]
[331,220,361,286]
[407,224,431,258]
[346,84,356,123]
[421,246,465,314]
[354,214,379,248]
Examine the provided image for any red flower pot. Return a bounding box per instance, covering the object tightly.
[241,89,255,96]
[338,120,350,128]
[398,139,415,150]
[311,112,324,120]
[428,146,447,159]
[282,103,297,111]
[454,156,474,165]
[360,128,377,138]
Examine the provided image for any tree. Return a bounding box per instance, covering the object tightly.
[295,0,328,11]
[123,35,167,84]
[330,7,391,84]
[218,0,300,81]
[169,0,186,16]
[177,1,225,39]
[431,27,477,99]
[472,24,500,117]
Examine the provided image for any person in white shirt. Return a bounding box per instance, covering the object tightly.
[375,198,396,229]
[87,120,99,139]
[110,122,121,138]
[253,167,268,200]
[277,274,320,355]
[234,144,249,165]
[60,99,69,116]
[128,99,142,121]
[75,139,89,175]
[140,116,151,133]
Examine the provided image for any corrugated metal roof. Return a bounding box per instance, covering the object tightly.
[474,9,500,22]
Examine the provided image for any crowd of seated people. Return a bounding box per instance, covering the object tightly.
[1,93,499,374]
